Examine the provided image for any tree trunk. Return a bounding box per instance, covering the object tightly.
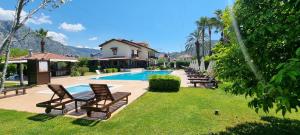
[41,39,45,53]
[201,28,205,57]
[0,40,12,93]
[195,40,201,67]
[209,27,212,56]
[19,63,24,86]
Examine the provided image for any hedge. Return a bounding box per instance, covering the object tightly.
[149,75,181,92]
[103,68,118,73]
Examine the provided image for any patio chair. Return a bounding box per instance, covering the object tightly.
[95,70,101,75]
[36,84,94,114]
[82,84,131,119]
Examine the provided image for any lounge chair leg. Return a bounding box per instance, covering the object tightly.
[126,97,128,104]
[45,108,51,114]
[87,111,92,117]
[23,88,26,94]
[62,105,65,114]
[106,112,111,119]
[75,101,78,112]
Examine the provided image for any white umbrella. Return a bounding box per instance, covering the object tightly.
[200,58,205,72]
[207,61,215,75]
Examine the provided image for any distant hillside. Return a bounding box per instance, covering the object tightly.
[0,21,99,57]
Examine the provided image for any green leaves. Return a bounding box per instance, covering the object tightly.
[213,0,300,116]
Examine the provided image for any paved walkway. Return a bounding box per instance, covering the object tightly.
[0,70,189,119]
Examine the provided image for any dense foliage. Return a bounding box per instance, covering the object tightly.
[212,0,300,115]
[149,75,181,92]
[71,57,90,76]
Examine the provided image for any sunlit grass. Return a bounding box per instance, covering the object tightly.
[0,87,299,134]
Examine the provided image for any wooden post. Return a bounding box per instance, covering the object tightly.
[19,63,24,86]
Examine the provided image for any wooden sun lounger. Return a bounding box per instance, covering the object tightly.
[188,77,209,81]
[82,84,131,119]
[36,84,95,114]
[190,78,218,88]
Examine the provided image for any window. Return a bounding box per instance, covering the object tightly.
[111,47,118,55]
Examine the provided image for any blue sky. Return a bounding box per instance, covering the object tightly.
[0,0,227,52]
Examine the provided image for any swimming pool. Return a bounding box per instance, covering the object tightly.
[93,70,172,81]
[66,84,113,94]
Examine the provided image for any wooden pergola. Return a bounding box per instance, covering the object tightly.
[8,52,78,85]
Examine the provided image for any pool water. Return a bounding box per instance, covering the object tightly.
[66,84,112,94]
[66,85,92,94]
[94,70,172,81]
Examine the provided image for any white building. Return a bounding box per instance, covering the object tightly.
[98,39,158,68]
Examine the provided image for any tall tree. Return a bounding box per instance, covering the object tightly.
[0,0,67,93]
[214,9,225,42]
[207,17,218,55]
[185,30,201,67]
[196,17,208,57]
[36,28,48,53]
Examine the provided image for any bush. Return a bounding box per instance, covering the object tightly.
[112,68,118,72]
[77,66,89,76]
[70,66,80,77]
[104,68,118,73]
[70,66,89,76]
[149,75,181,92]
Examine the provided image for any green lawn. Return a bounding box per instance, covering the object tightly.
[84,72,97,76]
[0,87,300,135]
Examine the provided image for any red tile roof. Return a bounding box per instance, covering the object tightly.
[99,39,158,52]
[10,52,77,61]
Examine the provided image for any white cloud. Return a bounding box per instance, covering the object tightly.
[0,8,51,25]
[47,31,68,45]
[27,13,52,25]
[0,7,15,20]
[59,22,85,32]
[88,36,98,41]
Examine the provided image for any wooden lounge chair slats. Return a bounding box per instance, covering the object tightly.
[82,84,131,119]
[36,84,94,114]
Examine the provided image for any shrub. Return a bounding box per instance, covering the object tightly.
[77,66,89,76]
[149,75,181,92]
[104,68,118,73]
[70,66,80,77]
[112,68,118,72]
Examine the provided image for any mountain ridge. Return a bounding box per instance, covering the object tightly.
[0,20,99,57]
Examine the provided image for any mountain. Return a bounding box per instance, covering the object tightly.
[0,21,99,57]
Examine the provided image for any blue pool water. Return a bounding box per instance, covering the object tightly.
[94,70,172,81]
[66,84,113,94]
[66,85,92,94]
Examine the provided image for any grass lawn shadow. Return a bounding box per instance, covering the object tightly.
[27,114,57,122]
[214,116,300,135]
[72,118,100,127]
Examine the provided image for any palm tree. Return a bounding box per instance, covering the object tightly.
[214,9,225,42]
[196,17,209,57]
[36,28,48,53]
[185,30,201,67]
[207,17,218,55]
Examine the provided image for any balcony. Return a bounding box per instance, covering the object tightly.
[131,54,139,58]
